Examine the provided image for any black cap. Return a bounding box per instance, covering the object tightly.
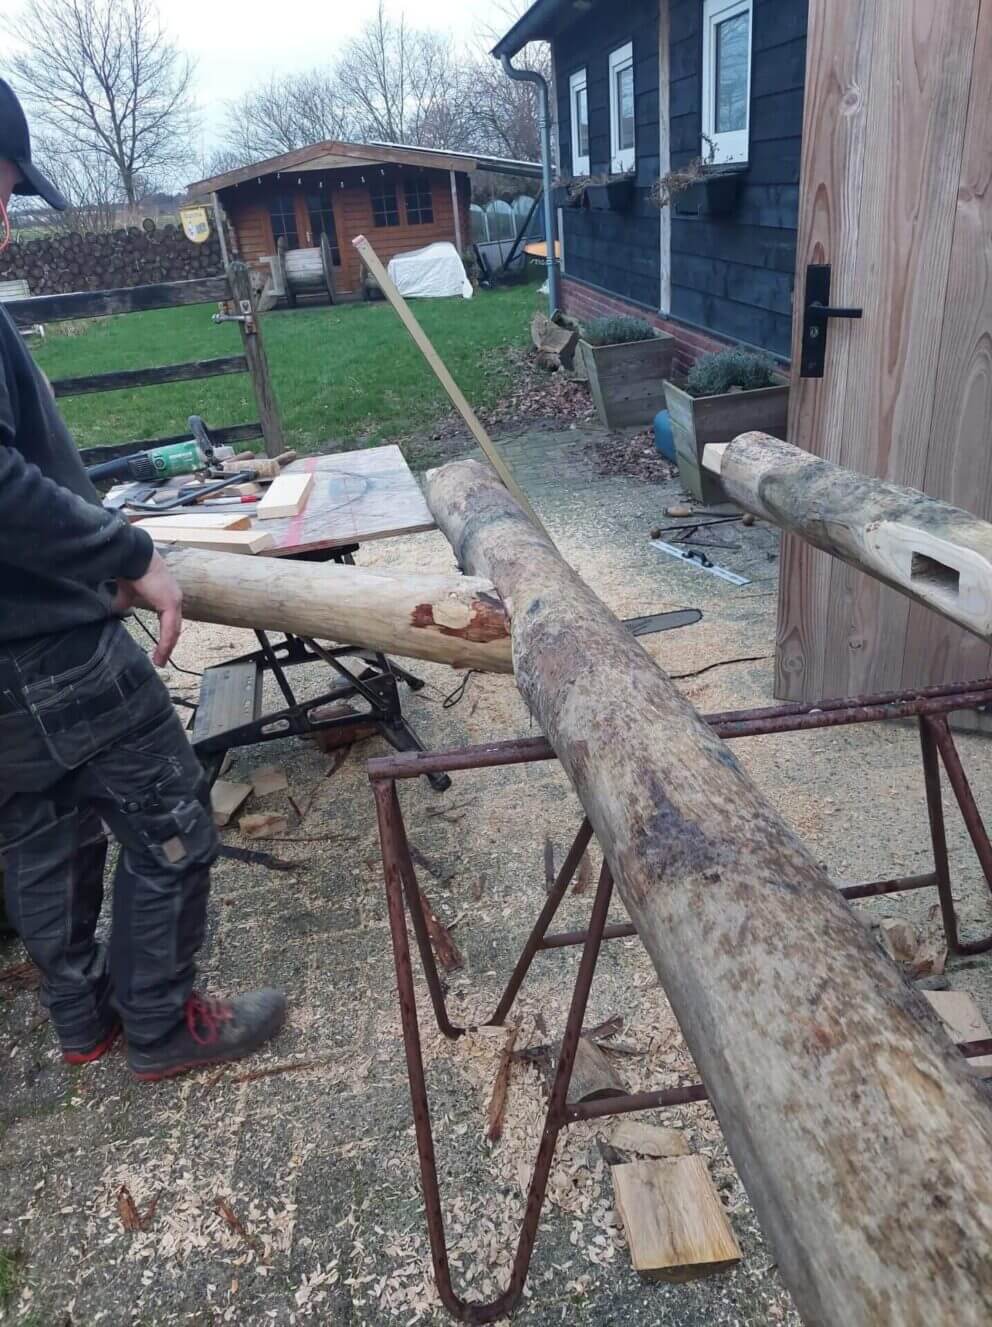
[0,79,68,211]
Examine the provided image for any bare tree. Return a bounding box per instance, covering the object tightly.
[467,0,552,164]
[335,2,475,149]
[3,0,197,203]
[219,70,357,163]
[30,134,125,231]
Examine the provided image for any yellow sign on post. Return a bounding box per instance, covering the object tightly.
[179,206,211,244]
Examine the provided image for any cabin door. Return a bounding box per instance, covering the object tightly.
[776,0,992,703]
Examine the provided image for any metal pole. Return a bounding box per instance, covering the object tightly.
[500,54,560,315]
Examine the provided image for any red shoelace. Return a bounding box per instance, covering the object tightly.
[185,993,235,1046]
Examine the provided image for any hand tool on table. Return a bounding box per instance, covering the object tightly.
[90,415,272,515]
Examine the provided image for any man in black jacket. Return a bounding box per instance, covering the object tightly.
[0,81,285,1080]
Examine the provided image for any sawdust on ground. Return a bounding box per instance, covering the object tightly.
[3,435,992,1326]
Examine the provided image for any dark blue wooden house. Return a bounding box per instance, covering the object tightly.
[493,0,807,370]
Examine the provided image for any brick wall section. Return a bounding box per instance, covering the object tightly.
[561,274,730,376]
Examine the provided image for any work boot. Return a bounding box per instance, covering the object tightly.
[128,989,287,1082]
[62,1020,122,1066]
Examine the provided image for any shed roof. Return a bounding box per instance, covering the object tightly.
[490,0,591,58]
[188,139,542,198]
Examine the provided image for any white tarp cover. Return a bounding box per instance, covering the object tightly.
[386,241,473,300]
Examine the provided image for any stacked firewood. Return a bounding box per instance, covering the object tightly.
[0,220,222,295]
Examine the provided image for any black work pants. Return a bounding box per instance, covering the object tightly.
[0,619,218,1051]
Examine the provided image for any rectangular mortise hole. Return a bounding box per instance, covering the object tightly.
[910,552,960,596]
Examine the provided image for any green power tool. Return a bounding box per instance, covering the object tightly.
[85,438,207,484]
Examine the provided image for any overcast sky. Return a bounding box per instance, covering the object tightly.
[169,0,516,158]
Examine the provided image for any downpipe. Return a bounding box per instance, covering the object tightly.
[500,53,561,316]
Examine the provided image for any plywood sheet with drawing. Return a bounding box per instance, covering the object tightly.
[259,445,436,555]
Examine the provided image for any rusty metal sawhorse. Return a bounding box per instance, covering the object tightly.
[368,678,992,1324]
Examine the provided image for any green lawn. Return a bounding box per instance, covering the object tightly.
[34,276,543,456]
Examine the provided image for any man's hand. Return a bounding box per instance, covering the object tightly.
[115,550,183,667]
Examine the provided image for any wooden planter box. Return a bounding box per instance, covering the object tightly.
[587,178,636,212]
[664,378,790,504]
[581,332,676,429]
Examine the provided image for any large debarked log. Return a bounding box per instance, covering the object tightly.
[425,459,992,1327]
[704,432,992,642]
[163,546,512,673]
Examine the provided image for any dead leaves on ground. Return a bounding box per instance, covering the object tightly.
[116,1185,157,1232]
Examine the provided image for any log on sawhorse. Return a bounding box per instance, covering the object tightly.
[421,458,992,1327]
[163,545,513,674]
[368,676,992,1323]
[703,431,992,643]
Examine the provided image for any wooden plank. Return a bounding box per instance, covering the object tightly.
[925,990,992,1073]
[778,0,984,700]
[776,0,878,701]
[265,446,435,554]
[210,779,252,828]
[611,1158,741,1282]
[351,233,551,541]
[609,1120,691,1159]
[821,0,980,697]
[226,261,285,458]
[900,0,992,687]
[147,527,276,554]
[134,513,250,531]
[52,355,247,398]
[5,275,230,328]
[255,471,314,520]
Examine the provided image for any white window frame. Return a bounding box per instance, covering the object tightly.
[702,0,752,164]
[608,42,635,174]
[569,68,590,176]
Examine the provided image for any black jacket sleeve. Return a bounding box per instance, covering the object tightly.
[0,354,154,585]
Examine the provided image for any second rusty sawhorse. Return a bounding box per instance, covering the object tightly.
[368,677,992,1324]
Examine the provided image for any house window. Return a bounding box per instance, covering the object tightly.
[569,68,589,176]
[370,180,400,227]
[268,192,299,249]
[305,191,341,264]
[404,176,434,225]
[702,0,752,164]
[608,43,635,173]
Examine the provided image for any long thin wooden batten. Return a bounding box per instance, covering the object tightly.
[704,432,992,642]
[351,232,552,541]
[425,457,992,1327]
[163,547,512,673]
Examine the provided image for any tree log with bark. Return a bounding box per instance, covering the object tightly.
[164,545,512,673]
[425,457,992,1327]
[704,432,992,642]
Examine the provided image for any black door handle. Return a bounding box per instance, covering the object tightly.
[800,266,863,377]
[808,303,863,320]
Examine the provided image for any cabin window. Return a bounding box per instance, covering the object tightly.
[404,176,434,225]
[608,43,635,173]
[702,0,752,164]
[305,191,341,264]
[569,68,589,176]
[370,180,400,227]
[268,192,299,249]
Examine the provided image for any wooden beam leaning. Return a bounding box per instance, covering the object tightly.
[164,546,513,673]
[52,355,248,398]
[351,233,551,541]
[704,432,992,643]
[5,275,230,328]
[425,458,992,1327]
[226,261,286,458]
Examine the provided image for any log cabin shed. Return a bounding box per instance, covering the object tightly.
[493,0,807,371]
[187,141,542,302]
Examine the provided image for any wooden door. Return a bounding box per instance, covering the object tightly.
[776,0,992,702]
